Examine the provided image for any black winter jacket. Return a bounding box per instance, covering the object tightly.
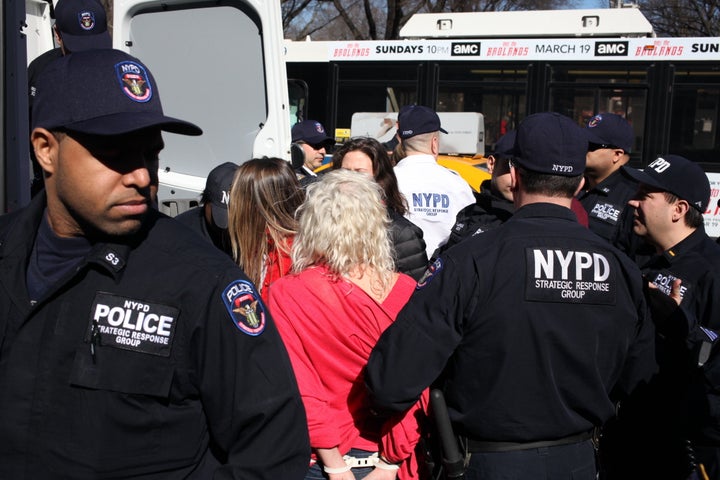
[389,208,428,281]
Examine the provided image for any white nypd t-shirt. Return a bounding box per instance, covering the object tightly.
[394,154,475,258]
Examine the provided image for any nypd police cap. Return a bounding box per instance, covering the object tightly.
[514,112,586,177]
[624,155,710,212]
[31,49,202,136]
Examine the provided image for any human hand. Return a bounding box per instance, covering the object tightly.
[364,467,398,480]
[646,277,683,306]
[326,471,356,480]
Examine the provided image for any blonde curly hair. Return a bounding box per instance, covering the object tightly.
[292,169,395,291]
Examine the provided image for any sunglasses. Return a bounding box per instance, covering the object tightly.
[299,141,330,151]
[588,142,621,152]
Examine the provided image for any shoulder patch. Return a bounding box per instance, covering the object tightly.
[222,280,266,336]
[417,258,443,290]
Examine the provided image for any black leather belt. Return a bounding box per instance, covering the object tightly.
[466,430,594,453]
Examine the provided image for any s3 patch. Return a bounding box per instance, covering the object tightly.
[222,280,266,336]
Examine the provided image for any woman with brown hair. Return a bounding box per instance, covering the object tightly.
[227,157,305,300]
[332,137,428,281]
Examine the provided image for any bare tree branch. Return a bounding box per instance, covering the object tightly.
[638,0,719,36]
[281,0,718,40]
[333,0,369,39]
[282,0,315,29]
[364,0,378,38]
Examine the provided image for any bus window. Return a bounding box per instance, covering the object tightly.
[288,78,309,128]
[336,63,421,132]
[437,64,527,149]
[670,66,720,166]
[549,65,649,164]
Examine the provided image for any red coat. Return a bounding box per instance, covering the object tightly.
[267,265,427,479]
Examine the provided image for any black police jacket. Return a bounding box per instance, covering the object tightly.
[639,228,720,445]
[578,167,640,252]
[432,180,514,261]
[0,193,310,479]
[367,203,657,442]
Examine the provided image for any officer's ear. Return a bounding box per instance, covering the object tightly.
[573,176,585,197]
[509,160,519,192]
[672,198,691,222]
[31,128,60,175]
[486,155,496,175]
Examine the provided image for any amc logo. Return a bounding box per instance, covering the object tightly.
[595,41,629,56]
[451,42,481,56]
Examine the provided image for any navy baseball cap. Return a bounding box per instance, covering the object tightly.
[514,112,586,177]
[205,162,239,229]
[492,130,517,158]
[624,155,710,212]
[31,49,202,136]
[398,105,447,140]
[585,113,634,153]
[292,120,334,147]
[54,0,112,52]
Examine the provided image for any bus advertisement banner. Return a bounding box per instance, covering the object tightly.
[320,38,720,62]
[705,173,720,239]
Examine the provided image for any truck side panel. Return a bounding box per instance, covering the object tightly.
[113,0,290,212]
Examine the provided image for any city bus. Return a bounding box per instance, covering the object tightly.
[284,7,720,234]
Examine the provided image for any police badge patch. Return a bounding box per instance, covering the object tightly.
[222,280,266,336]
[78,11,96,31]
[115,61,152,103]
[417,258,443,290]
[88,292,179,357]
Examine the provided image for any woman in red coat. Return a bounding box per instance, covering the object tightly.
[268,170,428,480]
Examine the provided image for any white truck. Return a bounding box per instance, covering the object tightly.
[3,0,291,215]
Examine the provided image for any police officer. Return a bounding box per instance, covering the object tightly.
[0,49,309,479]
[430,130,516,260]
[578,113,645,256]
[366,112,656,480]
[393,105,475,259]
[432,130,590,262]
[291,119,334,187]
[174,161,239,257]
[601,155,720,479]
[27,0,113,197]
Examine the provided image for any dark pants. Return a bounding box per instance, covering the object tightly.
[305,448,376,480]
[464,440,596,480]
